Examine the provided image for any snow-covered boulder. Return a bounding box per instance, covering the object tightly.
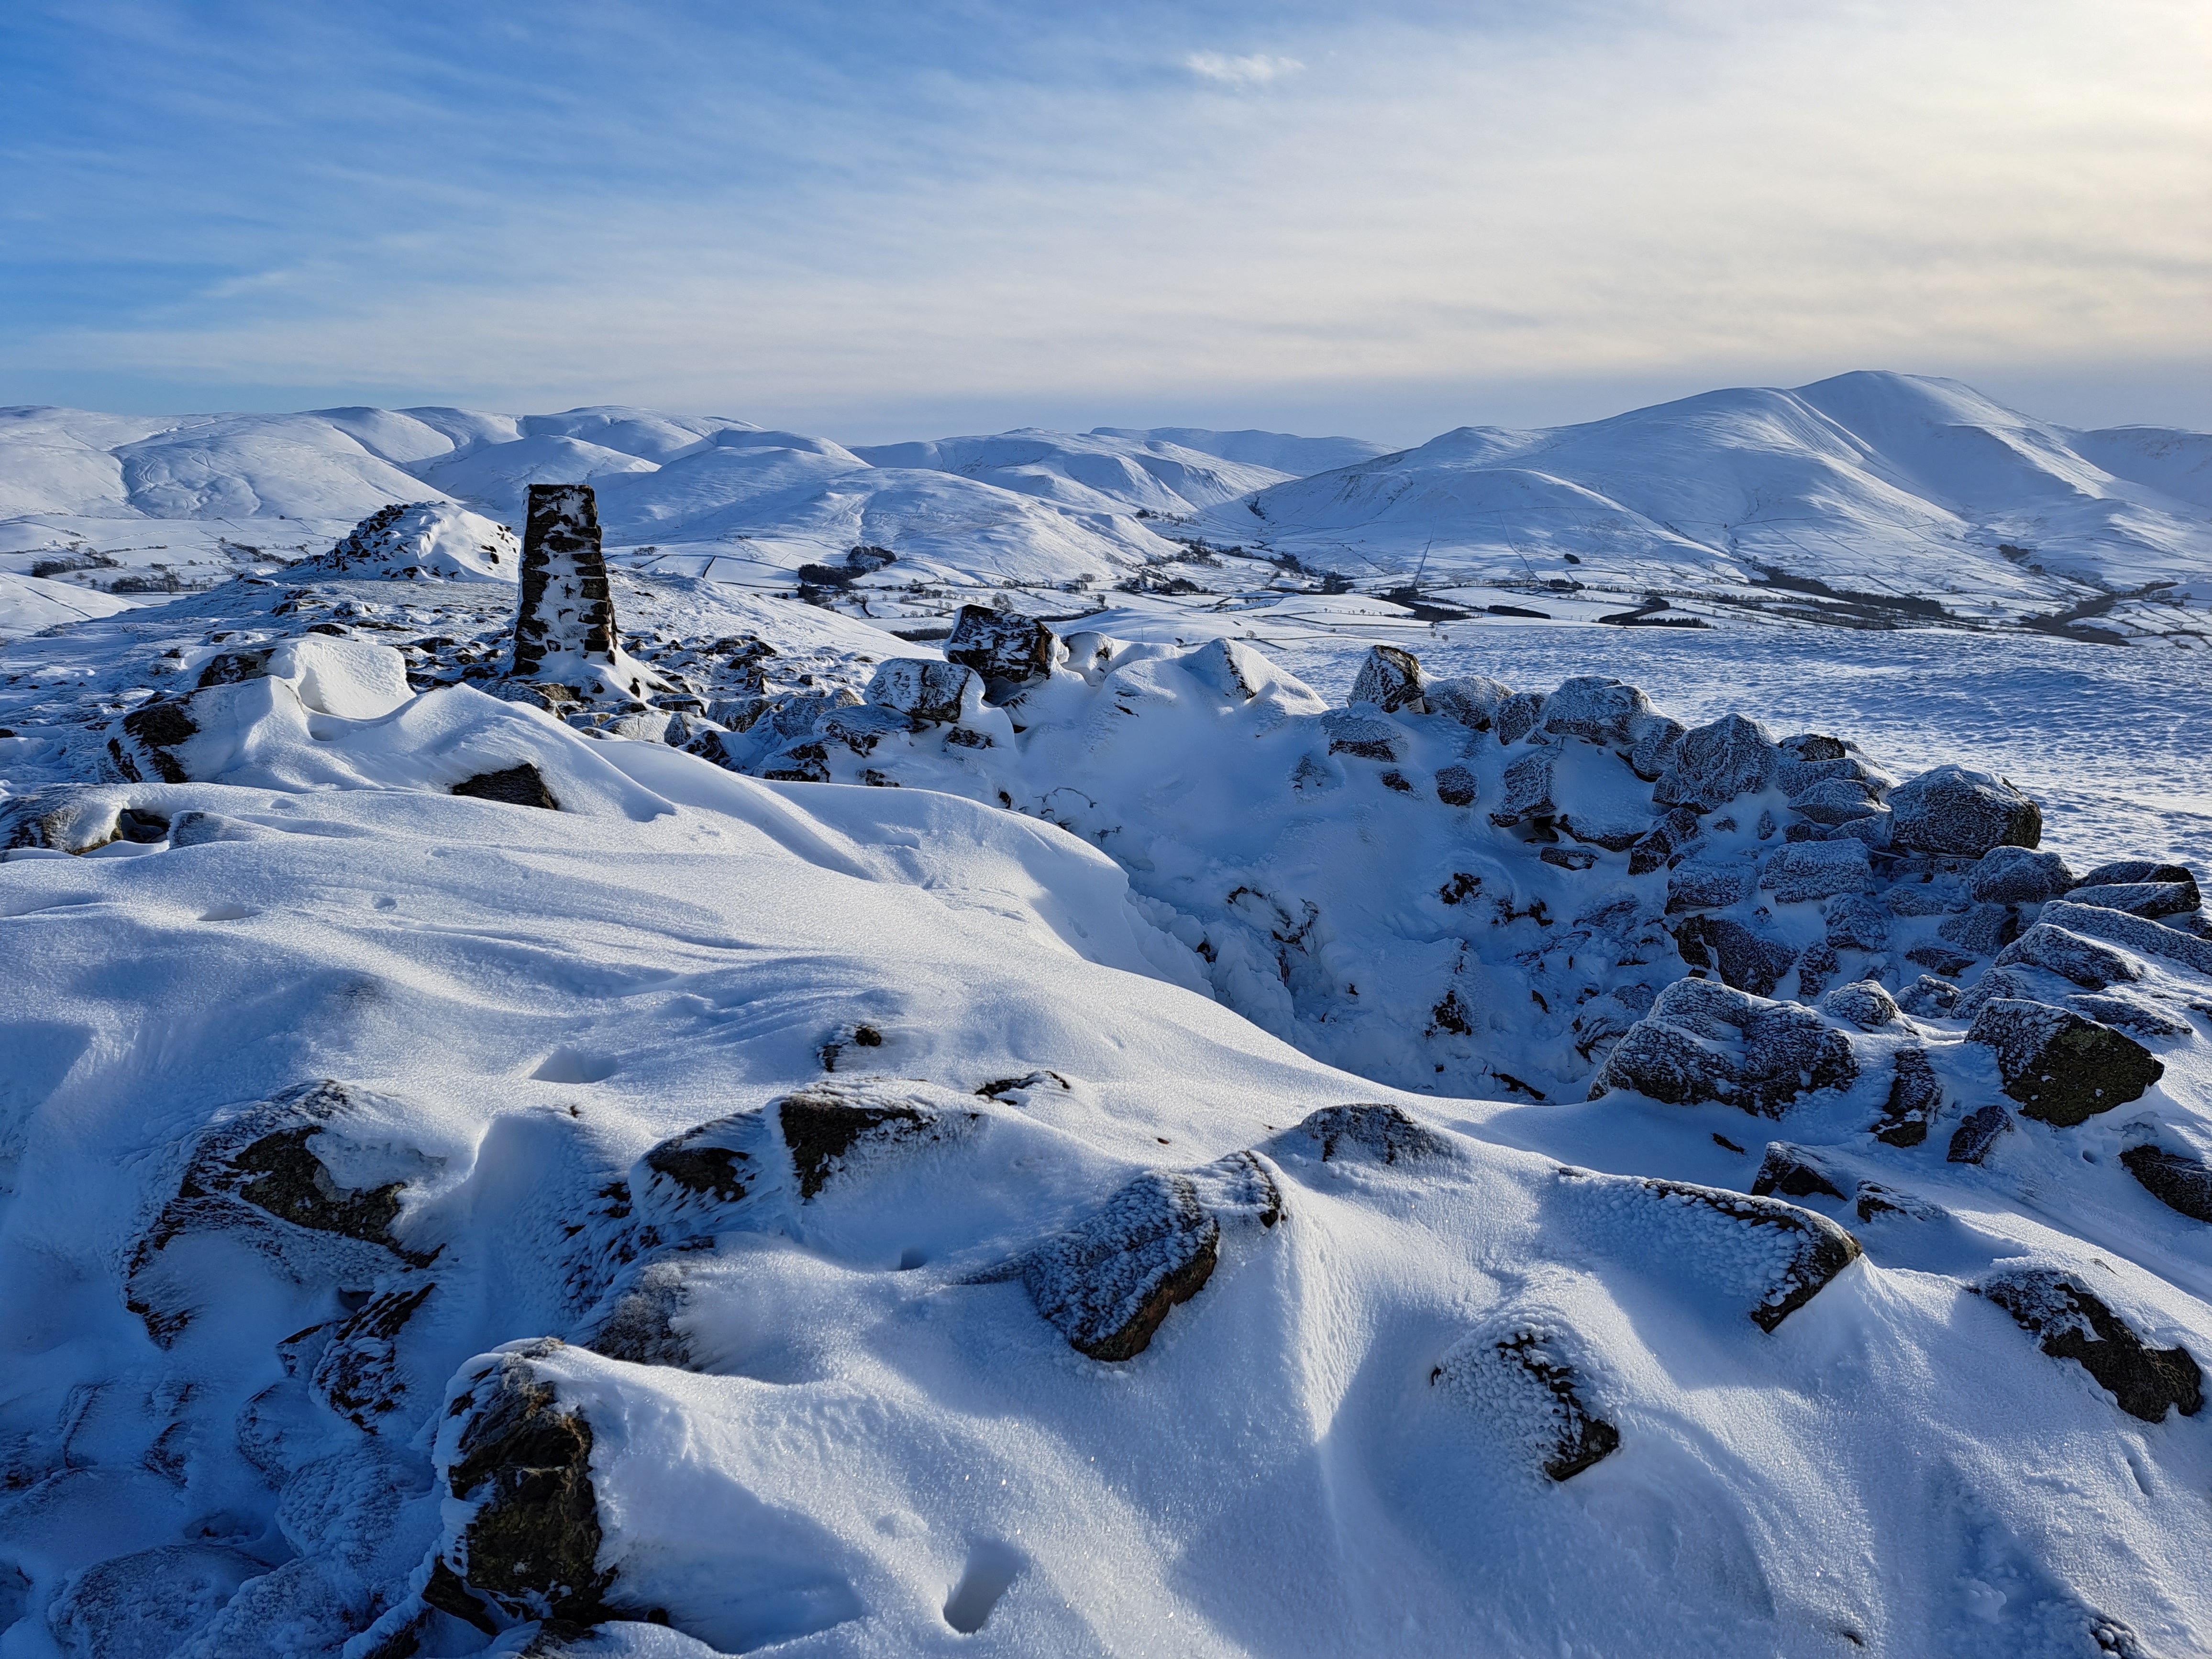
[1888,763,2042,855]
[309,501,518,581]
[1591,976,1858,1115]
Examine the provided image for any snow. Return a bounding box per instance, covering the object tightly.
[2,381,2211,1657]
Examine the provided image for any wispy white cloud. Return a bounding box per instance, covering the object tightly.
[1183,51,1305,87]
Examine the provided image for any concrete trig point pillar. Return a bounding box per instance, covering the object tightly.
[513,485,616,677]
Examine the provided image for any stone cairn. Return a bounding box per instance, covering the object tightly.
[512,485,617,678]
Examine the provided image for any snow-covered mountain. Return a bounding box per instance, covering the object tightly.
[5,490,2212,1654]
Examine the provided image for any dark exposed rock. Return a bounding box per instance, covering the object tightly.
[776,1084,979,1201]
[1487,752,1555,827]
[1978,1269,2202,1422]
[635,1109,765,1232]
[2118,1144,2212,1223]
[1752,1142,1847,1201]
[441,1347,619,1623]
[1628,806,1703,876]
[1953,965,2038,1021]
[1540,846,1599,872]
[1434,763,1478,808]
[1590,978,1857,1116]
[451,763,559,810]
[109,696,200,784]
[311,1281,436,1430]
[2077,860,2194,889]
[1493,691,1546,746]
[1966,999,2163,1126]
[1968,846,2075,905]
[1905,942,1978,979]
[1673,915,1798,997]
[1947,1103,2013,1163]
[865,658,978,726]
[1853,1182,1940,1222]
[1540,676,1653,748]
[1993,922,2143,989]
[1431,1323,1619,1480]
[1760,838,1872,904]
[1557,1166,1861,1330]
[1426,673,1512,731]
[761,741,830,783]
[1021,1172,1219,1360]
[1653,714,1778,812]
[1820,979,1899,1030]
[1349,644,1426,714]
[1873,1047,1941,1147]
[196,647,277,688]
[944,605,1058,686]
[1267,1103,1453,1165]
[1792,941,1841,1000]
[513,486,617,678]
[2066,879,2201,920]
[583,1259,700,1367]
[1888,765,2041,856]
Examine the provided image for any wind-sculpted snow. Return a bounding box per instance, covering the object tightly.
[5,509,2212,1655]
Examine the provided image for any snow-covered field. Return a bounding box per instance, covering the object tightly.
[3,379,2211,1659]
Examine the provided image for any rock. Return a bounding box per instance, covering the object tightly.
[1322,711,1403,762]
[1854,1182,1940,1222]
[439,1347,619,1624]
[1760,838,1872,903]
[2077,860,2195,889]
[1994,923,2144,989]
[1653,714,1778,812]
[1021,1171,1219,1361]
[1968,846,2076,904]
[1888,764,2041,856]
[2068,991,2193,1039]
[1752,1142,1847,1201]
[1349,644,1426,713]
[1493,691,1546,746]
[1787,776,1884,826]
[864,658,978,726]
[2066,879,2201,919]
[49,1545,264,1659]
[1627,806,1702,876]
[452,763,560,810]
[1823,893,1890,951]
[2038,900,2212,978]
[1540,845,1598,871]
[1673,915,1799,997]
[311,1281,436,1430]
[1947,1102,2013,1163]
[1978,1269,2202,1423]
[1184,1149,1286,1229]
[1873,1047,1942,1147]
[1664,859,1755,913]
[1431,1321,1619,1481]
[1792,941,1841,1000]
[1952,965,2038,1020]
[1905,941,1978,979]
[1539,676,1653,748]
[775,1084,980,1201]
[1889,977,1957,1022]
[1937,902,2021,958]
[1965,999,2164,1126]
[1626,714,1686,783]
[1590,978,1857,1117]
[583,1259,701,1367]
[2119,1144,2212,1223]
[108,696,199,784]
[513,486,617,678]
[1427,674,1513,731]
[760,741,830,783]
[1487,752,1555,827]
[1434,763,1478,808]
[943,605,1058,686]
[1820,979,1900,1029]
[1556,1166,1861,1330]
[635,1109,766,1233]
[1268,1103,1453,1165]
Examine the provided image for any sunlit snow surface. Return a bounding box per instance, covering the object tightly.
[2,387,2212,1658]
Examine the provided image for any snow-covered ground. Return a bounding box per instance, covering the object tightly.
[3,384,2211,1658]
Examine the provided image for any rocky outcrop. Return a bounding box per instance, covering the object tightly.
[1888,765,2041,856]
[1349,644,1426,714]
[1751,1142,1847,1202]
[451,763,560,810]
[1965,1000,2164,1126]
[1267,1103,1453,1165]
[2118,1144,2212,1224]
[1947,1103,2013,1163]
[1673,915,1798,996]
[944,605,1058,687]
[1819,979,1899,1030]
[1539,676,1653,749]
[1591,978,1857,1116]
[437,1346,618,1626]
[775,1084,980,1201]
[1978,1269,2202,1423]
[1021,1172,1220,1361]
[865,658,979,726]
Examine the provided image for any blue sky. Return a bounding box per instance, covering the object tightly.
[2,0,2206,443]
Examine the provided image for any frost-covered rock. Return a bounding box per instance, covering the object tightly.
[1888,764,2041,856]
[1978,1270,2202,1423]
[1020,1171,1220,1361]
[1590,977,1857,1116]
[1426,672,1512,731]
[1872,1047,1942,1146]
[2067,878,2202,920]
[1751,1142,1847,1201]
[1431,1319,1619,1482]
[1937,900,2021,959]
[1266,1102,1452,1165]
[1539,675,1653,749]
[1994,922,2144,988]
[1969,845,2076,904]
[1819,978,1899,1029]
[2078,859,2195,889]
[864,657,980,726]
[1966,999,2164,1126]
[1348,643,1426,713]
[1672,914,1798,996]
[944,603,1059,686]
[1487,751,1554,827]
[1653,714,1778,812]
[1947,1102,2013,1164]
[2119,1143,2212,1224]
[2038,900,2212,978]
[1760,838,1872,903]
[1493,690,1545,746]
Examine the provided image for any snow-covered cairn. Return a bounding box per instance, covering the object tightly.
[512,484,618,679]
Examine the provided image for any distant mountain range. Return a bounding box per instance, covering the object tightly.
[2,374,2205,642]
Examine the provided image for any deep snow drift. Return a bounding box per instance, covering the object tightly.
[2,450,2211,1658]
